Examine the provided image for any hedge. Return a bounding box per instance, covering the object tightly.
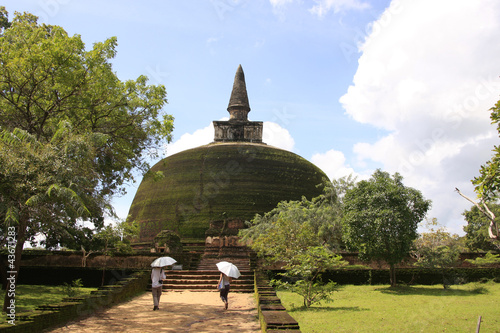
[269,267,500,286]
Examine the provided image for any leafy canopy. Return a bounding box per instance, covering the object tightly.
[271,246,347,308]
[240,180,350,258]
[412,218,463,288]
[465,252,500,267]
[462,204,500,252]
[473,98,500,201]
[0,8,174,311]
[0,123,101,241]
[342,169,431,286]
[0,10,173,231]
[240,181,350,307]
[0,10,173,201]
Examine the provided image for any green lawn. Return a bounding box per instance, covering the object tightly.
[1,284,96,325]
[277,282,500,333]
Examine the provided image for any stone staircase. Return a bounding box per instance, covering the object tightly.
[161,244,255,292]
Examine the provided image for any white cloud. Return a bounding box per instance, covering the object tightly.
[311,149,368,181]
[309,0,370,17]
[164,121,295,156]
[263,121,295,151]
[269,0,294,8]
[339,0,500,234]
[165,123,214,157]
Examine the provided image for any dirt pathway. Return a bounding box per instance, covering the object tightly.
[46,291,261,333]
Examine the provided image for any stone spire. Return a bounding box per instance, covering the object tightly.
[213,65,263,143]
[227,64,250,121]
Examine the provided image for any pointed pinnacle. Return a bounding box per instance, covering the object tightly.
[227,64,250,115]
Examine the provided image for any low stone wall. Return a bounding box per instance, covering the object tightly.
[0,271,150,332]
[254,271,301,332]
[7,250,194,270]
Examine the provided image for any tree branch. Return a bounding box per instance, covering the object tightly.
[455,188,498,239]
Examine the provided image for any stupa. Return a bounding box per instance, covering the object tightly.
[127,65,328,241]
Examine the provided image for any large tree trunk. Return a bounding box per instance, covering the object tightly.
[3,220,26,314]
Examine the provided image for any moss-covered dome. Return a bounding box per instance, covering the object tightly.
[128,142,328,241]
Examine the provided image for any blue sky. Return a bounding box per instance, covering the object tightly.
[5,0,500,235]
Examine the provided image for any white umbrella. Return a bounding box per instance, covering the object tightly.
[151,256,177,267]
[216,261,241,279]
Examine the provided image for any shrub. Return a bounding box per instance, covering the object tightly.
[60,278,84,297]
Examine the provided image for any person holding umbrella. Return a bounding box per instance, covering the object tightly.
[216,261,240,310]
[151,256,176,311]
[217,272,232,310]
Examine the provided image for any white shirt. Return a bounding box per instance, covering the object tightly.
[151,268,166,288]
[221,274,230,286]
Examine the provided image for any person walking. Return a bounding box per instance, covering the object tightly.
[151,266,166,311]
[217,272,232,310]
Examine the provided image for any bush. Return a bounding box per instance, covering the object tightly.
[153,230,183,253]
[60,278,84,297]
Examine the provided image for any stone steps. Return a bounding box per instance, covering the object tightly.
[161,269,254,292]
[152,243,257,292]
[196,258,251,271]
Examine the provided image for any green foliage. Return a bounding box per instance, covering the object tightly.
[471,98,500,239]
[465,251,500,267]
[0,9,173,231]
[60,279,84,297]
[0,7,9,31]
[412,219,463,288]
[342,169,431,286]
[274,280,340,309]
[473,99,500,201]
[153,229,183,253]
[462,204,500,251]
[271,246,347,308]
[0,7,172,310]
[94,220,139,254]
[240,179,351,255]
[240,183,351,307]
[0,124,101,246]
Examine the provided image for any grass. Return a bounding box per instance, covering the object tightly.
[1,284,96,319]
[277,281,500,333]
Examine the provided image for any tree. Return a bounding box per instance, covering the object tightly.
[0,10,173,311]
[271,246,347,308]
[239,182,349,307]
[240,180,346,254]
[456,188,499,242]
[465,251,500,267]
[0,124,101,310]
[462,204,500,252]
[0,11,173,193]
[473,98,500,201]
[94,221,139,286]
[412,218,463,289]
[0,6,10,33]
[342,169,431,287]
[459,98,500,241]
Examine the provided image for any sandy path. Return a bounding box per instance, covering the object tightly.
[47,291,261,333]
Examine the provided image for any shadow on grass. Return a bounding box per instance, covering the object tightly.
[375,285,489,296]
[289,306,369,313]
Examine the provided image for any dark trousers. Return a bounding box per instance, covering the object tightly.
[220,284,230,303]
